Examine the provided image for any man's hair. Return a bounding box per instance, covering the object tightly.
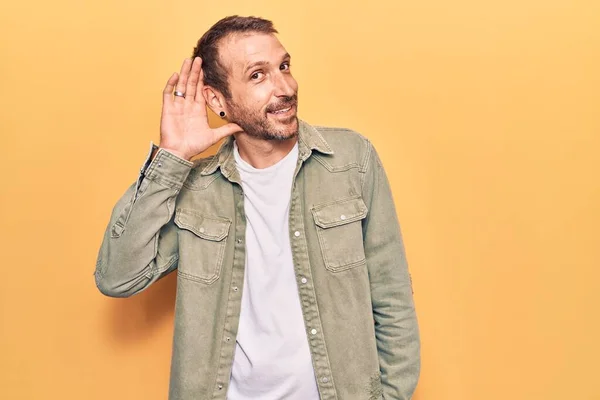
[192,15,278,99]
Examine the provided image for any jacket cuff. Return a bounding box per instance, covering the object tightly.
[142,144,193,189]
[140,142,159,175]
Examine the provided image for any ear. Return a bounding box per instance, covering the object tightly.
[202,86,227,116]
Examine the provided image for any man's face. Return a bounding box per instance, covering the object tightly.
[219,33,299,140]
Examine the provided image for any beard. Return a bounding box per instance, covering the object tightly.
[226,95,299,141]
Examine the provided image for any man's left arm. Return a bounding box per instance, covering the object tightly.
[361,140,421,400]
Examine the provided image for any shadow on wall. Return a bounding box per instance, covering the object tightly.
[413,385,423,399]
[104,272,177,345]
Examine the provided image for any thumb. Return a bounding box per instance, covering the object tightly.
[213,123,243,140]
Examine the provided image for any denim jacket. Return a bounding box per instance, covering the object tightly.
[95,120,420,399]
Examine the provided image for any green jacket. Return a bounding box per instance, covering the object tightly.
[95,120,420,399]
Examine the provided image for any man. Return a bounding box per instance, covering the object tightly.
[95,15,420,400]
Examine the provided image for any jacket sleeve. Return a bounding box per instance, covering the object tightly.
[94,144,193,297]
[361,140,421,399]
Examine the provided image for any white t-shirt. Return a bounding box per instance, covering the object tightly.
[228,140,319,400]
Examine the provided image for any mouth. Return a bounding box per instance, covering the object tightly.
[267,104,296,118]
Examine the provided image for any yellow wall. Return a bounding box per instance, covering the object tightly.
[1,0,598,399]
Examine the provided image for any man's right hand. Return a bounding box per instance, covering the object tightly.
[159,57,242,161]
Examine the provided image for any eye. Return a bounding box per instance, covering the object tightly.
[251,71,264,80]
[280,62,291,71]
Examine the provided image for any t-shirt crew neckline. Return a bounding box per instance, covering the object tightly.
[233,139,299,174]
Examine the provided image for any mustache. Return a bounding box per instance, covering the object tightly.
[266,95,297,113]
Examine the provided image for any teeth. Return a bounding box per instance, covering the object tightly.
[271,107,291,114]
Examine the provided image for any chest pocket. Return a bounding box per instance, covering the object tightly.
[174,208,230,284]
[311,196,368,272]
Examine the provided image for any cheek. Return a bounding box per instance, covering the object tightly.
[230,96,263,115]
[251,89,273,110]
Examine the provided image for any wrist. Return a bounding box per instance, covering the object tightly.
[157,147,192,161]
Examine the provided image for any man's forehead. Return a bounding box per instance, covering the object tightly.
[220,33,288,71]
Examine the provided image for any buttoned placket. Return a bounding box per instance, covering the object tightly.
[212,168,247,399]
[288,147,338,400]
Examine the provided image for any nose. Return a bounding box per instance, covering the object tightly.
[273,72,296,97]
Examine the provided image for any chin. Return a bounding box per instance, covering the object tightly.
[278,124,299,139]
[277,116,299,134]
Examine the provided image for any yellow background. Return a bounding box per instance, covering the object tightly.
[1,0,598,399]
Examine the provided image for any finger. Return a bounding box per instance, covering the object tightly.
[186,57,201,101]
[175,58,192,101]
[213,123,243,140]
[163,73,179,102]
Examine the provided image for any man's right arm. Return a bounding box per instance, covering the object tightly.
[94,146,193,297]
[94,56,242,297]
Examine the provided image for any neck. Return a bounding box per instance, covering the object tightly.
[234,133,298,169]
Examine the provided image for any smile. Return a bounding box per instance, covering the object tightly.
[267,104,296,117]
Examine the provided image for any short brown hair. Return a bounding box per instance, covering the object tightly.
[192,15,278,99]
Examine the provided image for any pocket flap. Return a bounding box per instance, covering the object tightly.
[174,208,231,241]
[311,197,368,229]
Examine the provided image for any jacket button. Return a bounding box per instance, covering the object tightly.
[294,231,300,237]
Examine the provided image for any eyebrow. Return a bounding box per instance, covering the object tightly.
[244,53,291,74]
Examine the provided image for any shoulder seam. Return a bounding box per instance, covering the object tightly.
[360,140,373,191]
